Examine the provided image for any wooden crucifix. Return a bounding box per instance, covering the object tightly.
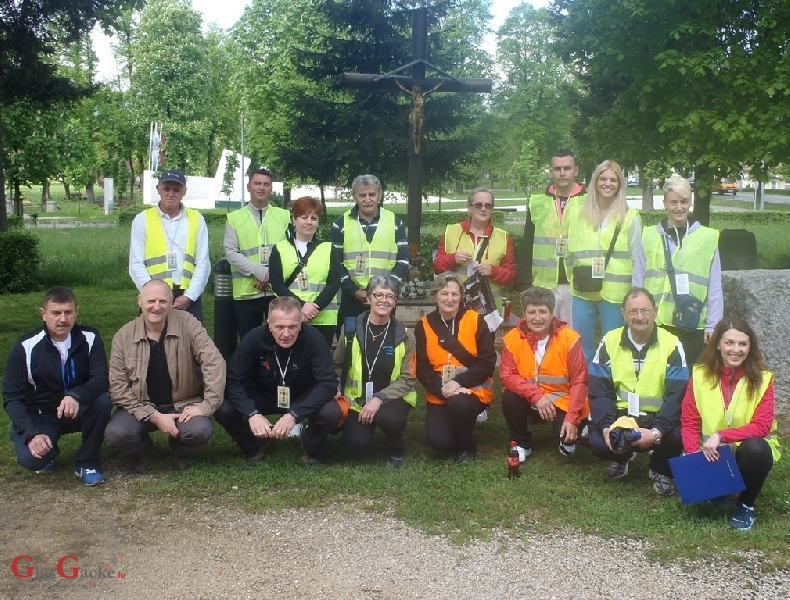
[342,4,491,265]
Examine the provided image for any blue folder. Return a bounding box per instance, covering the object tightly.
[669,445,745,505]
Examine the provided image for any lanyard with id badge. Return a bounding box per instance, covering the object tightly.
[355,218,372,276]
[440,316,457,385]
[275,350,293,409]
[553,193,570,259]
[362,319,392,406]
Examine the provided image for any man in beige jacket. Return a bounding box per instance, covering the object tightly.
[105,280,226,472]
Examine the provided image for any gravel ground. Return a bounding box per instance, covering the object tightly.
[2,481,788,600]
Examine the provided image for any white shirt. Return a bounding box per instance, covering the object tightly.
[128,203,211,301]
[52,335,72,363]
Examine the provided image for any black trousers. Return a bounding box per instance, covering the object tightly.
[501,389,567,450]
[215,399,337,458]
[234,296,274,342]
[736,437,774,506]
[340,398,411,457]
[425,393,486,455]
[589,422,683,477]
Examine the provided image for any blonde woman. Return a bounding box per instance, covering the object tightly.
[566,160,643,361]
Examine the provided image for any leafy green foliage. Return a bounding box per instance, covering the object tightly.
[0,232,40,293]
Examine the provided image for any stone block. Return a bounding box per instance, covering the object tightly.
[722,270,790,417]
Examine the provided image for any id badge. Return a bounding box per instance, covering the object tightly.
[441,364,456,385]
[675,273,690,295]
[467,260,478,277]
[627,392,640,416]
[355,254,366,275]
[365,381,374,403]
[277,385,291,409]
[259,245,270,265]
[297,270,309,292]
[591,257,605,279]
[554,238,568,259]
[166,250,178,270]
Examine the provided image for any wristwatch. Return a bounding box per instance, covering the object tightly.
[650,428,662,445]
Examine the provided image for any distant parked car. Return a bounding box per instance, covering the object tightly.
[626,175,639,187]
[713,179,738,196]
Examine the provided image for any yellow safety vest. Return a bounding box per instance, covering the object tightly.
[692,366,781,462]
[604,326,678,414]
[567,207,639,303]
[143,207,199,288]
[442,223,509,309]
[643,225,719,329]
[529,193,584,288]
[274,239,338,327]
[342,209,398,290]
[227,205,290,299]
[344,334,417,411]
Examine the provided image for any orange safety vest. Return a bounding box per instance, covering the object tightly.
[502,325,589,418]
[420,310,494,406]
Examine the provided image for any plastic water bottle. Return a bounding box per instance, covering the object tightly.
[508,440,520,479]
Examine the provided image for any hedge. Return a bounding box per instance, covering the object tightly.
[0,231,40,293]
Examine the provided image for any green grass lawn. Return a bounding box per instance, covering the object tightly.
[2,199,789,567]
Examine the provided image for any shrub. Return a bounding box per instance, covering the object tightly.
[118,205,146,226]
[7,215,24,230]
[0,231,40,293]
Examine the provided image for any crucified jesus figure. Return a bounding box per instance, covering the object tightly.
[395,80,444,155]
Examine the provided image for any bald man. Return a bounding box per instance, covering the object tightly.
[105,280,226,472]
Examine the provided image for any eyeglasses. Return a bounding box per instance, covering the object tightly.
[470,202,494,210]
[625,308,654,317]
[371,292,397,302]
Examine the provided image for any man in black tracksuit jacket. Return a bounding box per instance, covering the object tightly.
[2,287,111,485]
[216,296,338,463]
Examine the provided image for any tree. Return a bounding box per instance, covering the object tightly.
[128,0,213,175]
[552,0,790,224]
[0,0,140,231]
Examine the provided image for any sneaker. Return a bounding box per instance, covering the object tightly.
[729,503,756,531]
[35,461,55,474]
[387,455,404,468]
[606,456,633,480]
[476,410,488,424]
[559,442,576,457]
[75,467,105,486]
[288,423,302,438]
[456,450,476,464]
[514,445,531,463]
[648,469,675,496]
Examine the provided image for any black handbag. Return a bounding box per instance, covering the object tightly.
[572,221,622,293]
[662,236,704,331]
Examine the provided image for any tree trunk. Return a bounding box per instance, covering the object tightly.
[0,104,7,232]
[693,165,711,226]
[86,181,95,204]
[13,179,22,216]
[64,181,71,199]
[319,184,327,219]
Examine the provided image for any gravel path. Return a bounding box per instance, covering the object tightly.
[2,482,788,600]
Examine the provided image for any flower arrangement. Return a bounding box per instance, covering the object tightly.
[400,279,431,300]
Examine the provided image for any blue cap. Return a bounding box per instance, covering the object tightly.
[158,169,186,186]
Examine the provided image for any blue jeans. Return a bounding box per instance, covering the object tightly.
[572,296,624,363]
[10,392,112,471]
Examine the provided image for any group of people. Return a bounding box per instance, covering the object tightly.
[1,155,780,533]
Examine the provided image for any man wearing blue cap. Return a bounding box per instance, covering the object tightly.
[129,169,211,321]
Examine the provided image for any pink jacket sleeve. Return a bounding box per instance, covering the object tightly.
[680,379,703,453]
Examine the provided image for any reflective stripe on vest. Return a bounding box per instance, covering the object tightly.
[442,223,509,309]
[144,207,199,288]
[342,210,398,290]
[275,239,338,327]
[692,366,781,463]
[529,194,584,288]
[421,310,494,406]
[604,326,678,414]
[227,205,291,299]
[642,226,719,329]
[345,334,417,411]
[567,208,638,303]
[501,325,589,417]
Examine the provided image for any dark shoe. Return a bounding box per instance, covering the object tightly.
[246,439,275,462]
[455,451,475,464]
[132,451,152,474]
[301,451,318,467]
[35,461,56,474]
[729,503,756,531]
[387,455,404,468]
[173,456,191,472]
